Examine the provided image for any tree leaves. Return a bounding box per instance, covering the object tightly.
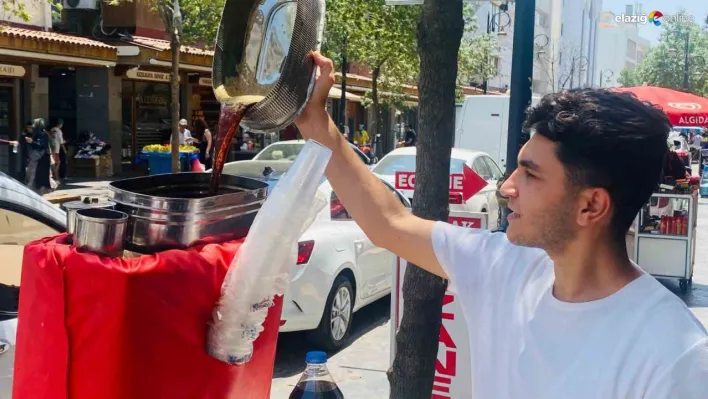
[621,12,708,95]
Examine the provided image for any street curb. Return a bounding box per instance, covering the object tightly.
[43,194,81,205]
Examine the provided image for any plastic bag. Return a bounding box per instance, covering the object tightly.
[208,140,332,364]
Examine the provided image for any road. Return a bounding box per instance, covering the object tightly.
[47,178,708,399]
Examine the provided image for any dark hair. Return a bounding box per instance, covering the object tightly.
[193,119,208,136]
[523,88,671,241]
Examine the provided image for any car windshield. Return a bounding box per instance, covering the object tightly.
[372,154,467,175]
[254,143,305,161]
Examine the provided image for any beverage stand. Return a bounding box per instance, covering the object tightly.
[632,191,698,293]
[13,173,285,399]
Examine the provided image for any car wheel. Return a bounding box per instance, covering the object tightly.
[309,275,354,351]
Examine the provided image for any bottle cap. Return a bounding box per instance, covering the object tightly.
[306,351,328,364]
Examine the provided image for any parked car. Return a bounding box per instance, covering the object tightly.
[217,139,374,172]
[219,163,409,349]
[0,172,67,397]
[372,147,503,230]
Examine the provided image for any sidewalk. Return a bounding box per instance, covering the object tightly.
[42,175,138,204]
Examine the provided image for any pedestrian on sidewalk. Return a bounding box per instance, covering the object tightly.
[295,53,708,399]
[26,118,56,194]
[49,119,67,184]
[191,119,213,171]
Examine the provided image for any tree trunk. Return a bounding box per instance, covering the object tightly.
[386,1,464,398]
[170,32,181,173]
[371,66,380,148]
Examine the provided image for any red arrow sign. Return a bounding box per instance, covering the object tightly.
[394,164,487,201]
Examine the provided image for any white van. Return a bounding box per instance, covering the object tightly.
[455,95,541,170]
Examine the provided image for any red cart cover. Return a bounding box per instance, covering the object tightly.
[14,235,282,399]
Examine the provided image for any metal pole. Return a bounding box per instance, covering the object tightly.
[340,36,349,141]
[482,12,491,94]
[683,32,690,91]
[599,70,603,88]
[501,0,535,231]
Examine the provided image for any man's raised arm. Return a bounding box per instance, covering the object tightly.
[295,53,446,279]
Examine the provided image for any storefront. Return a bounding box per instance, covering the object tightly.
[110,36,213,168]
[0,27,118,179]
[121,68,173,166]
[0,63,26,178]
[189,76,218,131]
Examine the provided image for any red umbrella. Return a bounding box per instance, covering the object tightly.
[612,86,708,127]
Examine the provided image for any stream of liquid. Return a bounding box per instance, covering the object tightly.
[209,103,253,195]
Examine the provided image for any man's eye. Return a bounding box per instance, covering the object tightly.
[524,170,536,179]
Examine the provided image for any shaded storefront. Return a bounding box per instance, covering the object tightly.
[121,69,172,166]
[0,27,117,179]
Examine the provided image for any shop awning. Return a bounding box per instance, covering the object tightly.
[117,36,213,71]
[0,27,117,67]
[329,86,361,102]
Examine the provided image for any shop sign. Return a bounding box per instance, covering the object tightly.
[390,210,487,399]
[125,68,176,83]
[0,64,26,78]
[394,164,488,201]
[198,77,213,86]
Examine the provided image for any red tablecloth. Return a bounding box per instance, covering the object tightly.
[14,235,282,399]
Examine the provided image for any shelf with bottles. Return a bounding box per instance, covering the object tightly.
[637,195,691,238]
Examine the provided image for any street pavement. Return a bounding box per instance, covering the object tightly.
[46,177,708,399]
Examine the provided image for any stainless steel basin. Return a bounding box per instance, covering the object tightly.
[108,173,268,253]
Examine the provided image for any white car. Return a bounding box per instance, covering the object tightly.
[0,172,67,397]
[372,147,503,230]
[220,164,410,349]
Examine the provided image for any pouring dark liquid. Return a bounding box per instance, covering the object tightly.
[209,103,253,195]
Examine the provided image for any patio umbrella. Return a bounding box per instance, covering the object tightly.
[613,86,708,127]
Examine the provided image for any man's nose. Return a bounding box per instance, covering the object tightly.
[499,170,519,198]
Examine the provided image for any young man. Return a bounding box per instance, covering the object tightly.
[295,53,708,398]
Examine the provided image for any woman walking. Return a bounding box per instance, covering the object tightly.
[192,119,213,170]
[25,119,55,194]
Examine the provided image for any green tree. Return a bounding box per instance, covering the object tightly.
[625,13,708,95]
[617,68,641,87]
[323,0,419,149]
[456,2,500,99]
[323,0,496,149]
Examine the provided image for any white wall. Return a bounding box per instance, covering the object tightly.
[558,0,602,89]
[472,0,600,94]
[0,0,52,29]
[594,11,651,88]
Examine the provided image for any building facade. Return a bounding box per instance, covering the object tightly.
[595,10,651,88]
[472,0,601,95]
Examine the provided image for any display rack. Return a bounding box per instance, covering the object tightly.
[633,192,698,293]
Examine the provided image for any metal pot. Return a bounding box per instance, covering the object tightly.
[108,173,268,254]
[63,198,116,235]
[212,0,325,133]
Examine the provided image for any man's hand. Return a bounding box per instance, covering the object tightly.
[296,52,337,147]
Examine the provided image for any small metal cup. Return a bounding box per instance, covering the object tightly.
[73,208,129,258]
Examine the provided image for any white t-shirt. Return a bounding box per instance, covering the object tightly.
[171,129,192,145]
[50,128,64,154]
[432,222,708,399]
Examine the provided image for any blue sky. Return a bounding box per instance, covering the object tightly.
[605,0,708,44]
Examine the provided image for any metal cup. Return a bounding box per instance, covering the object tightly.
[64,199,116,235]
[73,208,128,258]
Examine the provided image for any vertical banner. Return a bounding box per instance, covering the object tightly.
[390,210,488,398]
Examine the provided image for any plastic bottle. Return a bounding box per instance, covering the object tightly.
[289,351,345,399]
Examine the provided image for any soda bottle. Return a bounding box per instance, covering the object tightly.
[289,351,344,399]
